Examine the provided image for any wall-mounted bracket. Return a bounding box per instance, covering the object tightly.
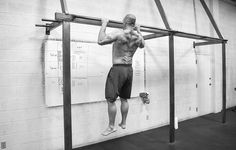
[193,40,227,48]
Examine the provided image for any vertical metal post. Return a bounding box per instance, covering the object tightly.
[169,33,175,143]
[62,21,72,150]
[222,42,226,123]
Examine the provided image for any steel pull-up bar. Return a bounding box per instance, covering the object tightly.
[54,12,170,35]
[36,12,227,43]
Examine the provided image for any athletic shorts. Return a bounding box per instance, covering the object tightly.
[105,64,133,102]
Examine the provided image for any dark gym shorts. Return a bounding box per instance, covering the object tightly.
[105,64,133,102]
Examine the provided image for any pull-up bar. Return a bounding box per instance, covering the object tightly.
[54,12,169,34]
[36,12,226,43]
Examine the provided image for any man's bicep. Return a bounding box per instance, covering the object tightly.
[98,31,118,45]
[105,33,118,43]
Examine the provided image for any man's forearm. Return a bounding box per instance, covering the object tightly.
[139,35,145,48]
[136,33,145,48]
[136,27,145,47]
[98,24,107,41]
[136,29,142,35]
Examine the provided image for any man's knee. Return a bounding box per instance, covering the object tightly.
[107,98,116,103]
[120,98,128,102]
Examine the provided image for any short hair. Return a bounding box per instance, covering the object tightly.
[123,14,136,26]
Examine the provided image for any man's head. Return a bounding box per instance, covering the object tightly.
[123,14,136,27]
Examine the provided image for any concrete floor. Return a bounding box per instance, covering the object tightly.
[75,109,236,150]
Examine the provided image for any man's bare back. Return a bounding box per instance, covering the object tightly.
[97,17,144,65]
[112,29,143,64]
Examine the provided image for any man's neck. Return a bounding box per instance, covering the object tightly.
[124,26,133,30]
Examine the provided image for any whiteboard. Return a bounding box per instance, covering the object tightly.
[44,40,144,106]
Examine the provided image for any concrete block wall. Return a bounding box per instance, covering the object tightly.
[0,0,235,149]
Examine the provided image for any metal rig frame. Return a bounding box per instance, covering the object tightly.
[36,0,227,149]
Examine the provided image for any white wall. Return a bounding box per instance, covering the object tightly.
[0,0,235,149]
[219,0,236,108]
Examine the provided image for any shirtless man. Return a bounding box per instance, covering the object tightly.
[98,14,145,136]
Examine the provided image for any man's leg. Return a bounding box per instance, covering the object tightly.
[119,66,132,129]
[102,100,117,136]
[108,101,117,128]
[119,98,129,129]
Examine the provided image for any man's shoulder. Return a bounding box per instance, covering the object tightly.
[110,29,124,40]
[112,29,123,35]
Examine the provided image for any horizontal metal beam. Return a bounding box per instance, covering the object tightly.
[36,12,227,42]
[42,19,59,22]
[55,12,168,34]
[174,31,225,43]
[143,33,168,40]
[58,13,226,42]
[193,41,224,48]
[35,24,51,27]
[54,13,226,42]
